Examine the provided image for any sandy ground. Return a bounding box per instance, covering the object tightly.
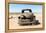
[9,13,43,29]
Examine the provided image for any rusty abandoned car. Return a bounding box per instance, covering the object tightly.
[18,9,40,25]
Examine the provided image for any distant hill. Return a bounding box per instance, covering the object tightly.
[9,12,22,15]
[9,12,42,15]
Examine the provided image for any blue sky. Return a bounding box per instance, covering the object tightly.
[9,4,42,14]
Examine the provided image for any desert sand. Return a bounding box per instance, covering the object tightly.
[9,13,43,29]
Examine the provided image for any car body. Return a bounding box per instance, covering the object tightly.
[18,9,40,25]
